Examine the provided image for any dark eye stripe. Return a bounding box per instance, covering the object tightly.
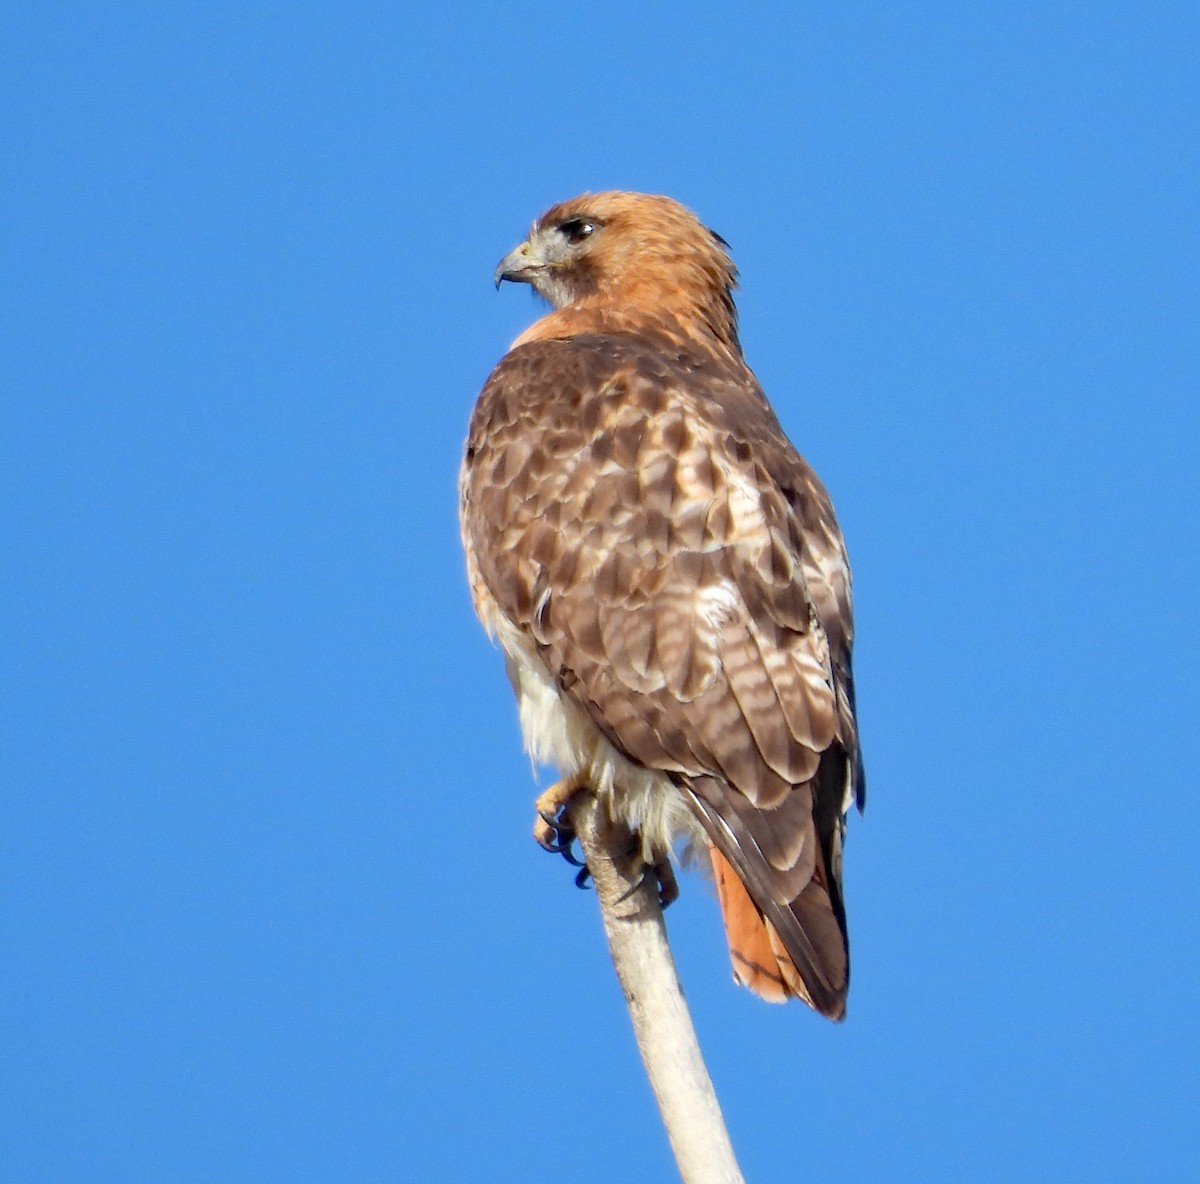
[558,218,595,244]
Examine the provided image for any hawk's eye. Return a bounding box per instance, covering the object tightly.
[558,218,595,245]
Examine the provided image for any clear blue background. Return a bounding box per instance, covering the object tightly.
[4,4,1197,1181]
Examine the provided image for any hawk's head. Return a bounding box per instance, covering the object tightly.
[494,191,738,347]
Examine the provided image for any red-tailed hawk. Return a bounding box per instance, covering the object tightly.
[460,192,865,1019]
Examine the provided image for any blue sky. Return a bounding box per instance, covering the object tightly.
[3,3,1197,1181]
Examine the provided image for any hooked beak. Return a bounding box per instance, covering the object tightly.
[493,240,543,289]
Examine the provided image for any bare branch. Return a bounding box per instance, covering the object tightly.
[567,790,746,1184]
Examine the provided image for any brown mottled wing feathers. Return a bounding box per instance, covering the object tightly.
[462,332,860,1016]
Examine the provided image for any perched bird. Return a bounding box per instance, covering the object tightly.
[460,192,865,1019]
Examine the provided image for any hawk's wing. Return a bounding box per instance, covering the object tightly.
[461,333,863,1015]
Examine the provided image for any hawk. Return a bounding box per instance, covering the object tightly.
[460,192,865,1019]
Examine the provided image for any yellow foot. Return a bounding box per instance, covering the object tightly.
[532,774,589,853]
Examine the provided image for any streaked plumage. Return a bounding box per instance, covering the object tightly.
[460,192,865,1019]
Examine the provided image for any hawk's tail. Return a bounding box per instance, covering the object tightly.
[707,843,848,1020]
[683,770,850,1019]
[709,845,792,1003]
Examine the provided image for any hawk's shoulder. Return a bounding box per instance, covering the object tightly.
[467,327,789,466]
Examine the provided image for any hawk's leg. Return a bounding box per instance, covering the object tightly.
[532,778,677,907]
[532,774,589,868]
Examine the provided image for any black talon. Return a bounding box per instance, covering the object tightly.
[555,840,587,868]
[574,866,592,890]
[538,808,586,866]
[614,862,677,909]
[537,806,588,868]
[538,808,573,838]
